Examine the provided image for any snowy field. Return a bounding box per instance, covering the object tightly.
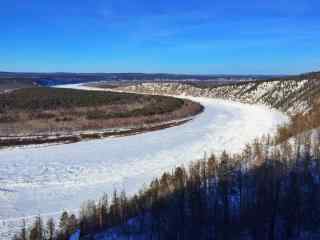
[0,85,288,239]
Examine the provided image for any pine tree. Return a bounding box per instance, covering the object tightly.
[59,211,69,239]
[14,219,27,240]
[29,216,43,240]
[217,151,232,239]
[46,218,55,240]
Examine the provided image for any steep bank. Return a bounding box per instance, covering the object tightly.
[113,77,320,115]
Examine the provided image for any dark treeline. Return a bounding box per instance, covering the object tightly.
[14,128,320,240]
[0,87,182,112]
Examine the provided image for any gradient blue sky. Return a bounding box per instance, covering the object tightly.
[1,0,319,74]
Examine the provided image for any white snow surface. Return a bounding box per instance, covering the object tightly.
[0,84,288,239]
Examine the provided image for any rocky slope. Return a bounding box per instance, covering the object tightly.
[114,77,320,115]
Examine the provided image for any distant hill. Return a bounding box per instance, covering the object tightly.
[0,77,38,91]
[299,71,320,80]
[0,71,279,88]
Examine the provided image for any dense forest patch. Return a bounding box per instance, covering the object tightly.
[0,87,181,111]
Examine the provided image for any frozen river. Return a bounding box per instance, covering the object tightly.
[0,85,288,239]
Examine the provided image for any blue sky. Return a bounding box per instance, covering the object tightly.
[1,0,319,74]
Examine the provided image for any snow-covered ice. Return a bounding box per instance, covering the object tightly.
[0,85,288,239]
